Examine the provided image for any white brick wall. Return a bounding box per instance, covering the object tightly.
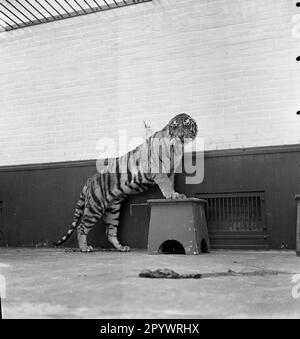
[0,0,299,165]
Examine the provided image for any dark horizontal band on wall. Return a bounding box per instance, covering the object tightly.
[0,143,300,173]
[204,143,300,158]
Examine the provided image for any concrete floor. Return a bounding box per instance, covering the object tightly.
[0,248,300,319]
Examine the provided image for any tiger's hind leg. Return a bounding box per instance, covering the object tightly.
[77,207,103,253]
[104,201,131,252]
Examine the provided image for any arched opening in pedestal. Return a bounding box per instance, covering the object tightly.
[158,240,185,254]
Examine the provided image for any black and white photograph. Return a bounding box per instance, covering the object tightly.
[0,0,300,322]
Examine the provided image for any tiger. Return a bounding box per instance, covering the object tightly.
[54,113,198,252]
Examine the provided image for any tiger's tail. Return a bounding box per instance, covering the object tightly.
[53,190,86,247]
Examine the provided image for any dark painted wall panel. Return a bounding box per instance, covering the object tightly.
[0,145,299,249]
[177,148,300,249]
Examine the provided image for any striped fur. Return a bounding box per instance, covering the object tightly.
[54,113,198,252]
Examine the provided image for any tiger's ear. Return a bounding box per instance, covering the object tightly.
[143,120,153,139]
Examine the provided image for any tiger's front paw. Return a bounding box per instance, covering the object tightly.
[80,245,94,253]
[169,192,187,199]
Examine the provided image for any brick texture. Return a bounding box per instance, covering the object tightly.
[0,0,299,165]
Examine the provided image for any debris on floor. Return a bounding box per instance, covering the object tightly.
[139,268,286,279]
[139,269,201,279]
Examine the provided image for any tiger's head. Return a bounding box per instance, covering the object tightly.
[167,113,198,143]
